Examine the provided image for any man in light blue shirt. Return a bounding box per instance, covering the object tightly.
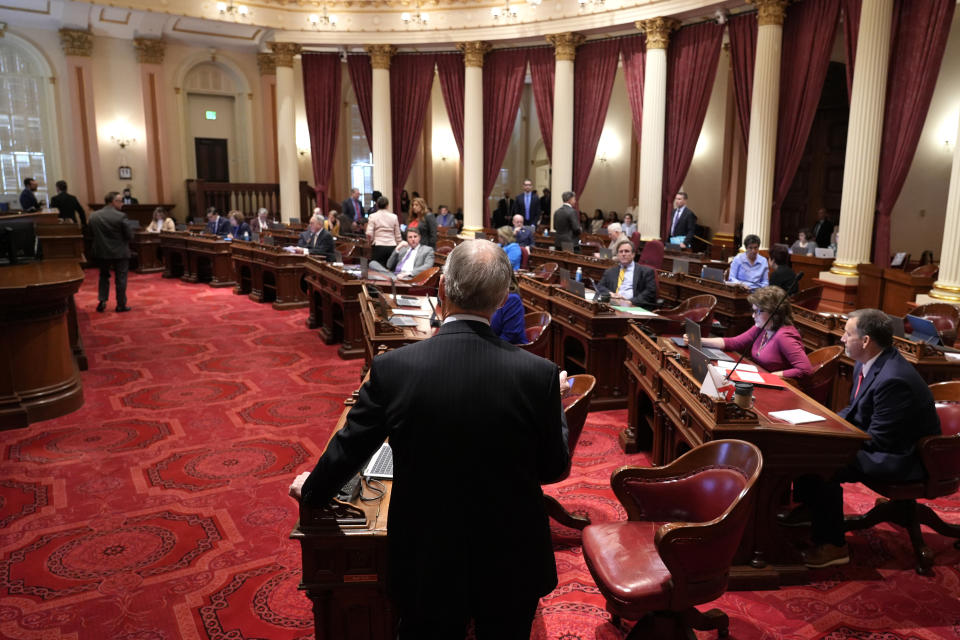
[727,234,769,291]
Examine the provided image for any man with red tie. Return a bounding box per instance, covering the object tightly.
[342,188,365,232]
[781,309,940,568]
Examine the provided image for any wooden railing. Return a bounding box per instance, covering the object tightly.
[186,180,317,223]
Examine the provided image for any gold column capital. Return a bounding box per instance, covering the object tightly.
[636,18,679,49]
[59,28,93,57]
[750,0,789,26]
[257,52,277,76]
[546,33,585,62]
[269,42,302,68]
[456,41,491,68]
[366,44,397,70]
[133,38,165,65]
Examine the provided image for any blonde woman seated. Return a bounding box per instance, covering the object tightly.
[324,209,341,236]
[146,207,175,233]
[690,285,812,379]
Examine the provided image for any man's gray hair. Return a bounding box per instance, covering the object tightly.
[562,191,576,203]
[257,208,269,217]
[850,308,893,349]
[443,240,511,314]
[310,213,324,225]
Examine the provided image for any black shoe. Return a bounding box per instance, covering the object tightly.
[96,301,106,313]
[115,305,132,313]
[776,505,812,528]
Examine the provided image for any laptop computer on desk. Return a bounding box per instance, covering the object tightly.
[688,345,711,382]
[671,259,689,275]
[902,314,960,353]
[670,318,734,361]
[814,247,835,259]
[700,266,725,283]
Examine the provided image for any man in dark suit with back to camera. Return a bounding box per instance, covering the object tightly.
[781,308,940,568]
[511,179,541,227]
[667,191,697,249]
[50,180,87,226]
[89,191,132,313]
[552,190,580,250]
[289,239,570,638]
[596,239,657,308]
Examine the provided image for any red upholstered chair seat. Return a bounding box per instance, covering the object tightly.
[525,325,542,343]
[582,521,670,611]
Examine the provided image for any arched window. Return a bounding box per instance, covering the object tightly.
[0,37,55,208]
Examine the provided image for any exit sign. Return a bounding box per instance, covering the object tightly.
[205,110,217,120]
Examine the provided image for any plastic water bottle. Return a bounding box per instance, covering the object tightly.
[244,231,250,241]
[544,228,549,237]
[575,267,582,283]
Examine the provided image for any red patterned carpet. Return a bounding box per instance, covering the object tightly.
[1,270,959,640]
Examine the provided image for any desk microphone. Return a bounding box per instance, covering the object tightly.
[587,276,610,303]
[427,287,441,328]
[724,272,802,382]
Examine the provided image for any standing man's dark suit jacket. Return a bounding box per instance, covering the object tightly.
[89,205,131,260]
[840,347,940,481]
[50,192,87,225]
[596,262,657,308]
[511,192,542,227]
[301,320,570,614]
[342,196,365,223]
[812,217,835,250]
[668,207,697,247]
[298,228,336,261]
[553,204,580,249]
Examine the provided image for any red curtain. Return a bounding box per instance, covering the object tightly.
[528,47,555,162]
[436,53,465,158]
[842,0,861,100]
[727,12,756,147]
[572,38,621,197]
[621,34,646,149]
[482,49,527,225]
[347,54,373,153]
[389,53,436,215]
[302,53,342,214]
[769,0,839,243]
[661,21,724,238]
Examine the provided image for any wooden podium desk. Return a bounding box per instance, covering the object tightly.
[357,286,437,368]
[131,231,164,273]
[658,272,754,335]
[159,233,235,287]
[230,241,308,310]
[1,259,85,429]
[160,232,187,279]
[622,324,868,589]
[789,253,833,285]
[304,260,413,360]
[291,389,396,639]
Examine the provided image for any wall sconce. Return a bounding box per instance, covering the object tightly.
[298,147,309,157]
[938,111,958,153]
[432,127,458,163]
[596,129,621,165]
[108,121,139,149]
[112,134,135,149]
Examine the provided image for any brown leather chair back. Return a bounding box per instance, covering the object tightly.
[657,294,717,336]
[923,381,960,498]
[638,239,665,269]
[435,240,455,255]
[911,263,939,278]
[801,345,843,406]
[520,245,530,270]
[531,262,559,283]
[520,312,551,359]
[561,374,596,465]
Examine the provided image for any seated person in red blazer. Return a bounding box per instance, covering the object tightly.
[595,239,657,308]
[694,285,812,379]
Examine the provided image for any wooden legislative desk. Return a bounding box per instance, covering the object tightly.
[131,231,164,273]
[527,246,614,283]
[230,241,308,310]
[88,202,176,228]
[159,232,235,287]
[303,260,413,360]
[1,212,86,263]
[622,324,869,589]
[856,263,936,317]
[789,253,833,285]
[357,287,437,368]
[1,259,85,429]
[291,388,396,639]
[658,272,754,335]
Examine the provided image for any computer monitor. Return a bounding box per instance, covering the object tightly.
[686,317,702,348]
[671,259,689,274]
[700,266,725,283]
[288,217,299,225]
[558,267,570,284]
[598,248,613,259]
[560,241,575,253]
[814,247,835,259]
[0,219,39,265]
[688,345,710,382]
[564,278,586,298]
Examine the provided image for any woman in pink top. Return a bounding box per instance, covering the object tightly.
[365,196,402,265]
[698,286,813,379]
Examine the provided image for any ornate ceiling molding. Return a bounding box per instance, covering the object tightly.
[456,41,490,67]
[133,37,165,64]
[59,28,93,56]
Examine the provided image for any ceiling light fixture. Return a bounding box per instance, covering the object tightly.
[216,2,250,21]
[491,0,520,20]
[577,0,604,11]
[401,1,429,25]
[308,4,338,29]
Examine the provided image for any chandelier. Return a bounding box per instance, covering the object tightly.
[401,2,429,25]
[492,0,539,21]
[216,2,250,20]
[577,0,604,10]
[308,7,338,28]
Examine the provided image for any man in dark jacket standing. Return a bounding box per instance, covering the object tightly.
[89,191,132,312]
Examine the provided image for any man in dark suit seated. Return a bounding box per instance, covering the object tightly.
[782,309,941,568]
[289,239,570,638]
[297,213,336,261]
[369,227,435,278]
[511,214,534,248]
[205,208,230,236]
[595,239,657,308]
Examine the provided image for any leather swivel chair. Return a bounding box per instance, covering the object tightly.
[582,440,763,639]
[543,374,597,529]
[519,312,552,359]
[435,239,456,255]
[520,245,530,270]
[531,262,559,283]
[801,345,844,407]
[656,295,718,336]
[638,239,665,270]
[907,302,959,347]
[405,266,441,296]
[844,380,960,574]
[335,243,356,262]
[910,263,939,279]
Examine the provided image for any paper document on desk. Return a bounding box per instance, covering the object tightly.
[769,409,826,424]
[700,364,735,401]
[389,309,431,317]
[715,360,759,373]
[611,305,658,317]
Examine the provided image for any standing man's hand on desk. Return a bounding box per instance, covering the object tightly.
[289,471,310,500]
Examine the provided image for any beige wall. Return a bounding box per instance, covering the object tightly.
[579,66,633,217]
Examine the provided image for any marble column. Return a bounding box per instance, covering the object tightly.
[367,45,396,209]
[824,0,893,283]
[257,52,279,183]
[546,33,583,231]
[917,107,960,304]
[636,18,676,240]
[457,41,490,237]
[59,29,102,207]
[270,42,302,221]
[134,38,170,203]
[741,0,787,249]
